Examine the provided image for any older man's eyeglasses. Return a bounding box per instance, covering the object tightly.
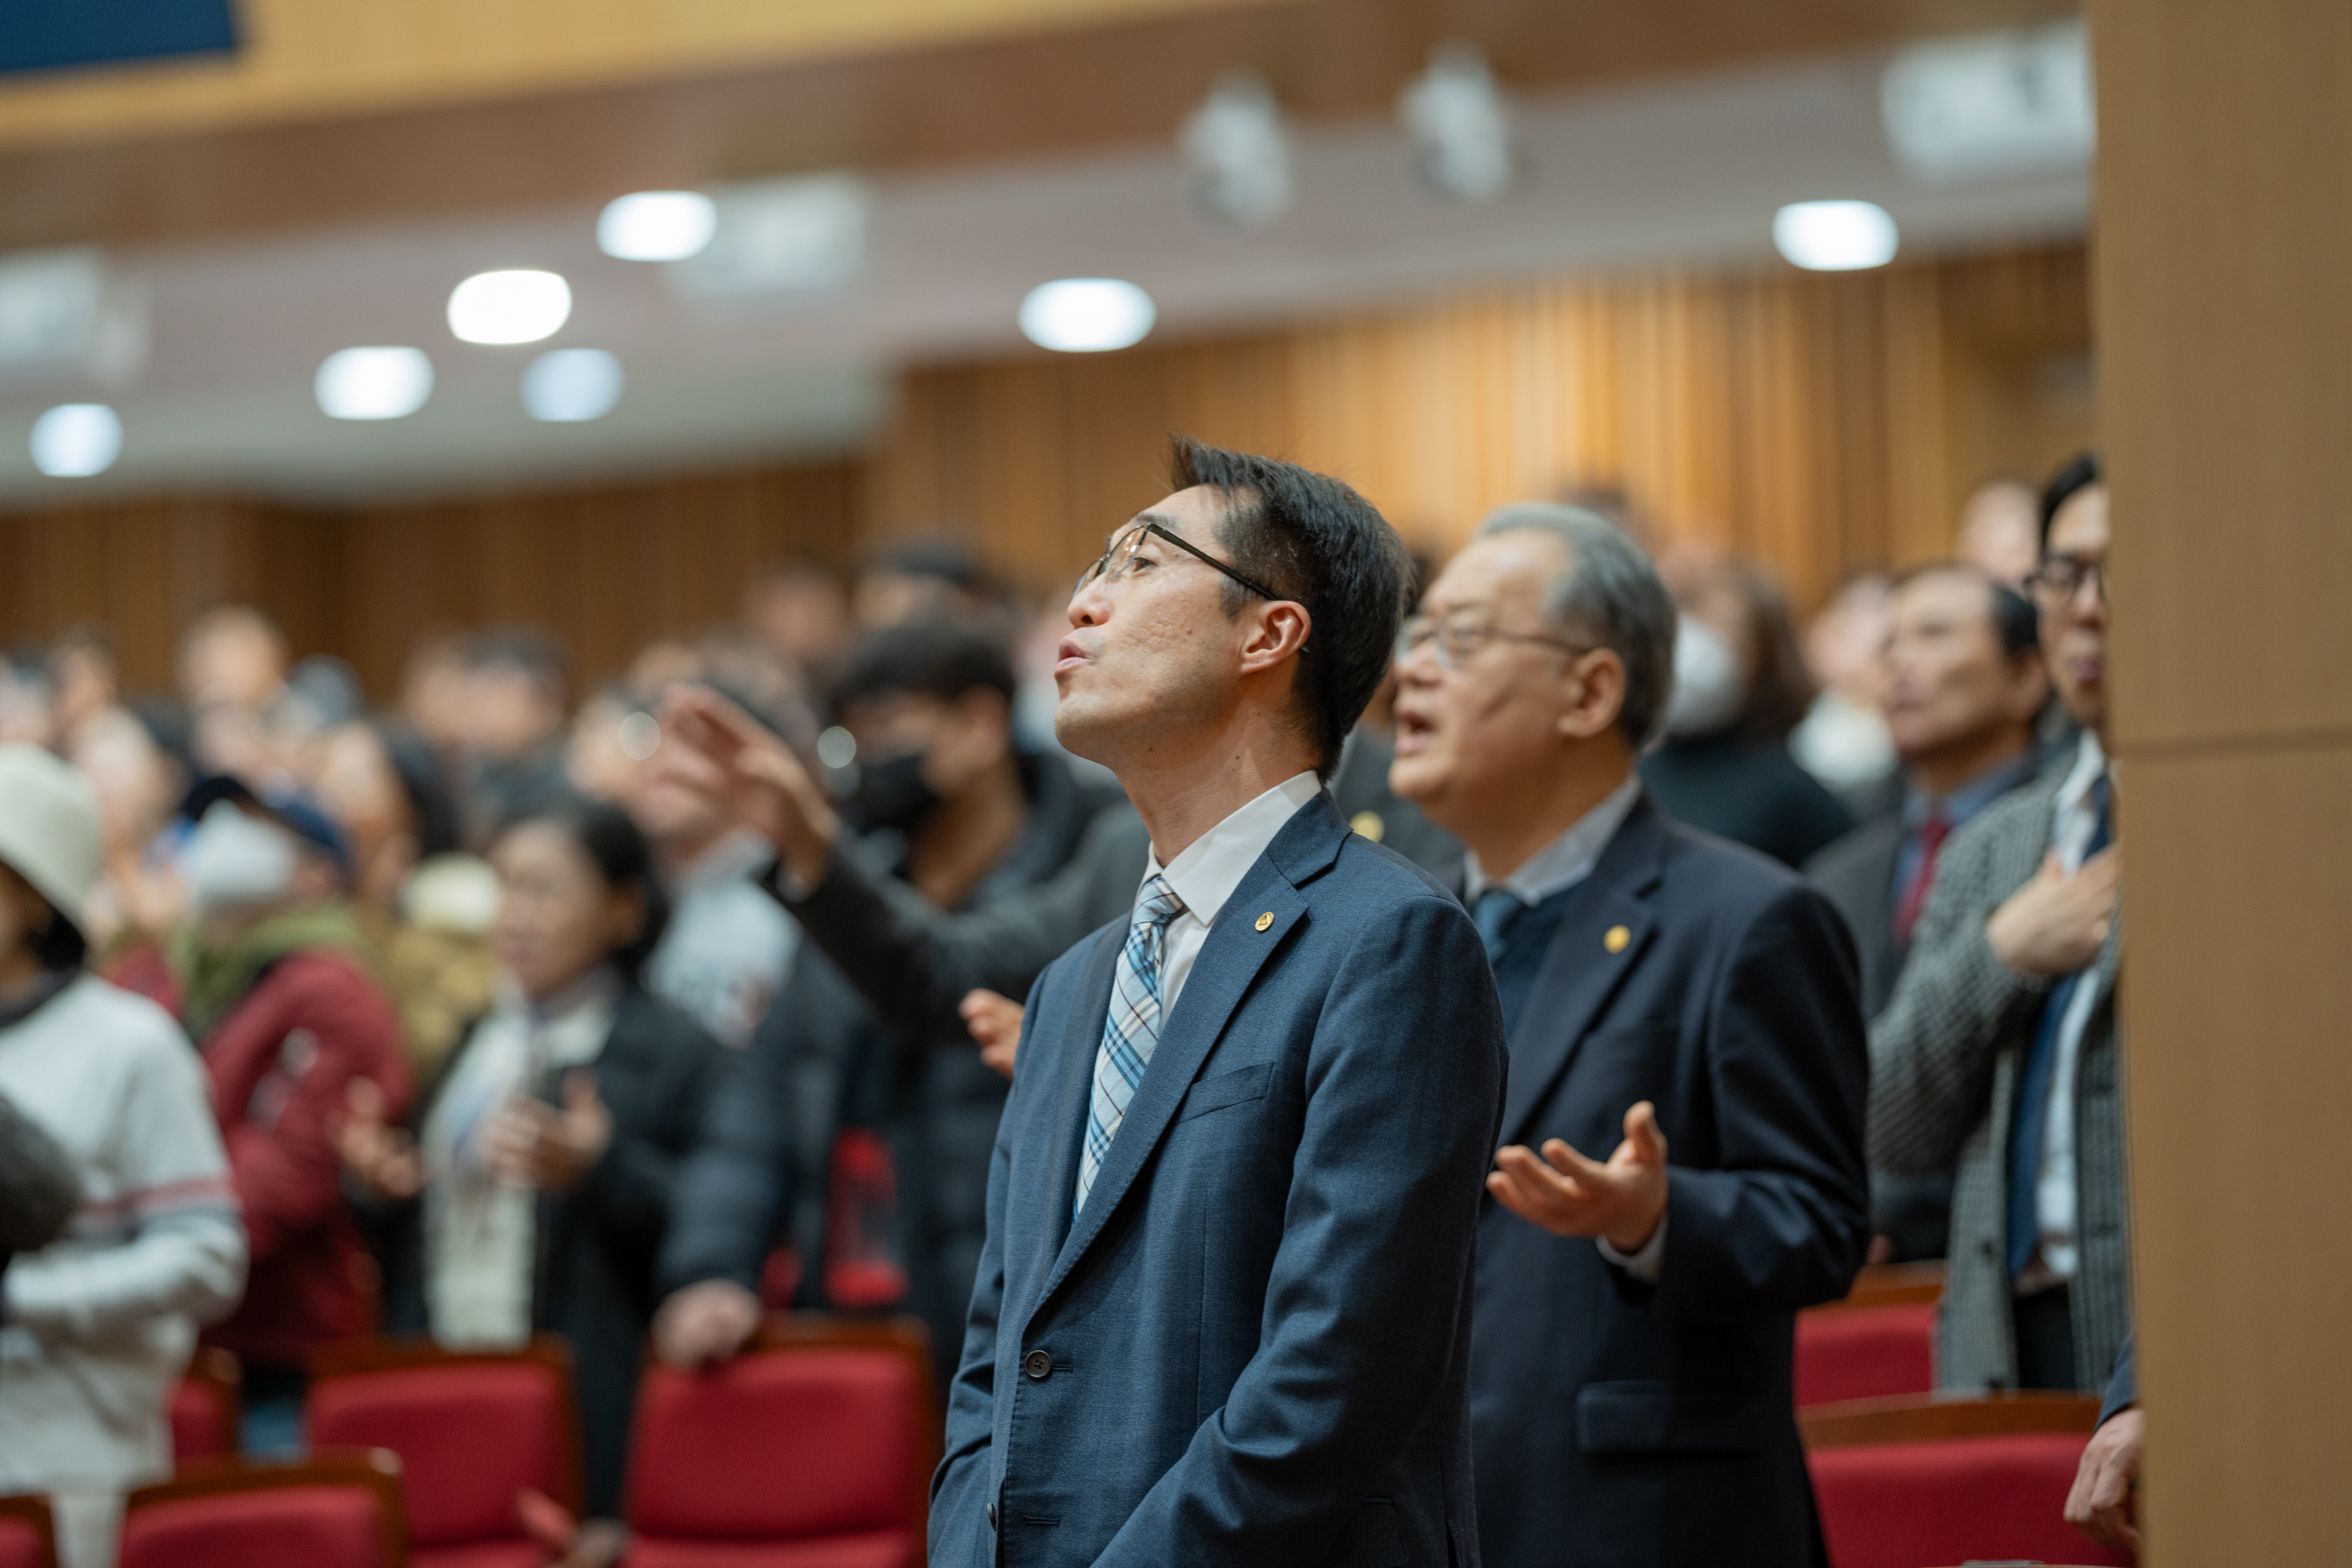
[1396,614,1592,669]
[1075,521,1285,603]
[2023,553,2107,608]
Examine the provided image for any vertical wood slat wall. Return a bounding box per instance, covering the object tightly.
[0,244,2086,698]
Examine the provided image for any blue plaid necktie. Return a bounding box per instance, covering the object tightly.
[1473,888,1525,963]
[1075,875,1189,1217]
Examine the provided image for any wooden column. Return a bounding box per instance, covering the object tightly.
[2091,0,2352,1560]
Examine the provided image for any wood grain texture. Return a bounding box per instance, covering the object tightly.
[0,245,2084,698]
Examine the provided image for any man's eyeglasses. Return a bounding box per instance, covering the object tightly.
[2023,554,2107,608]
[1396,613,1592,669]
[1076,521,1286,603]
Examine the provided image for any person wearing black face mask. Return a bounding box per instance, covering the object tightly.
[654,620,1125,1388]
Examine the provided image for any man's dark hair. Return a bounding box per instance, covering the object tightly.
[466,625,570,698]
[366,716,466,860]
[1891,562,2042,661]
[860,535,988,593]
[499,798,671,982]
[1168,435,1412,777]
[2038,452,2102,547]
[832,620,1018,714]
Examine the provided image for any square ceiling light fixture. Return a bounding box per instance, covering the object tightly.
[667,174,870,301]
[1882,22,2094,183]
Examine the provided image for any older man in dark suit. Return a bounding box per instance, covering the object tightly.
[1388,503,1871,1568]
[908,439,1504,1567]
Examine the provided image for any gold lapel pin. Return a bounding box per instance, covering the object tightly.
[1604,924,1631,954]
[1255,911,1274,932]
[1349,810,1386,843]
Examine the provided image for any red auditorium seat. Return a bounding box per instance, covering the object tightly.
[120,1450,409,1568]
[623,1315,939,1568]
[307,1337,581,1568]
[0,1495,57,1568]
[1794,1301,1937,1406]
[171,1347,244,1461]
[1803,1393,2135,1568]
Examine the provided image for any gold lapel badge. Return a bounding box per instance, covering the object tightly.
[1349,810,1386,843]
[1604,924,1632,954]
[1255,911,1275,932]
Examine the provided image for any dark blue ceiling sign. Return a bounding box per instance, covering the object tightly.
[2,0,240,76]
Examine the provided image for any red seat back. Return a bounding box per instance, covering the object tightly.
[629,1349,916,1541]
[171,1379,234,1461]
[0,1496,56,1568]
[121,1454,406,1568]
[1811,1432,2135,1568]
[1794,1301,1936,1407]
[307,1348,575,1548]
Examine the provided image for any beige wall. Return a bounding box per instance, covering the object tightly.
[2093,0,2352,1560]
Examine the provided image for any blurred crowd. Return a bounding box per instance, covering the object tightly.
[0,453,2136,1566]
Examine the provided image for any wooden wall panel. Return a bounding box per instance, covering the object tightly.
[873,244,2093,612]
[2090,0,2352,1561]
[0,243,2085,699]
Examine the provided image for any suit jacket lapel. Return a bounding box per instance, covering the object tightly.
[1008,924,1123,1328]
[1496,798,1668,1148]
[1029,796,1344,1316]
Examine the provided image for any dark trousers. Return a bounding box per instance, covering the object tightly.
[2012,1283,2078,1390]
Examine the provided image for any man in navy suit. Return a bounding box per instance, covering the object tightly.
[1389,504,1871,1568]
[930,438,1507,1567]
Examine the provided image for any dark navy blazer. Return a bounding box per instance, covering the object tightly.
[931,793,1507,1568]
[1468,797,1871,1568]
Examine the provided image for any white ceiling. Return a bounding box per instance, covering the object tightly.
[0,41,2091,506]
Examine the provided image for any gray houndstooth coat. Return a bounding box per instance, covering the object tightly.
[1866,763,2129,1392]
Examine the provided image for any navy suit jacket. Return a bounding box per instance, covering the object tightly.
[931,793,1508,1568]
[1468,797,1871,1568]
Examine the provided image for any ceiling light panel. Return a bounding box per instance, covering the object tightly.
[29,403,122,476]
[1018,278,1156,352]
[598,192,718,262]
[1773,201,1898,270]
[522,347,624,422]
[316,347,434,419]
[448,269,572,345]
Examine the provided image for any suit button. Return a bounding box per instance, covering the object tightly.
[1023,1348,1054,1381]
[986,1502,998,1530]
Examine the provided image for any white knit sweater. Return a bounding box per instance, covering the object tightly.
[0,975,247,1493]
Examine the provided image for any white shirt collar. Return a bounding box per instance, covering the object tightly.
[1462,774,1644,907]
[1142,771,1323,927]
[2052,729,2111,873]
[2056,728,2108,815]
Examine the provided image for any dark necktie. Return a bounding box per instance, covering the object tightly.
[2006,775,2113,1280]
[1893,813,1952,946]
[1473,888,1525,964]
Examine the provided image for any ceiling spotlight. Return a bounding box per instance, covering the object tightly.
[667,175,869,299]
[1178,71,1292,227]
[1773,201,1899,270]
[1399,44,1517,203]
[316,347,434,419]
[29,403,122,477]
[1018,279,1156,353]
[597,191,718,262]
[448,269,572,345]
[522,347,624,423]
[1882,22,2094,183]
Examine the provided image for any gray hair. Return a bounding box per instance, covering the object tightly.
[1475,501,1679,746]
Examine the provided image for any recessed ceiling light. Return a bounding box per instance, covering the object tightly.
[1773,201,1899,270]
[448,269,572,345]
[29,403,122,477]
[316,347,434,419]
[1018,278,1156,353]
[1399,44,1518,203]
[597,192,717,262]
[1179,72,1292,227]
[522,347,624,422]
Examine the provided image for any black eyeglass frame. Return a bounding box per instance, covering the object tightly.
[2022,552,2109,606]
[1395,612,1594,668]
[1076,521,1287,604]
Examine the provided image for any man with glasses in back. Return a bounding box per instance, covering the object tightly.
[1384,503,1870,1568]
[683,437,1505,1568]
[1870,452,2131,1399]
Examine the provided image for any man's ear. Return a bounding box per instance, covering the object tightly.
[1238,601,1312,677]
[1555,648,1628,742]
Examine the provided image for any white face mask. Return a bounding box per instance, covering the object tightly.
[1664,615,1748,738]
[183,801,299,917]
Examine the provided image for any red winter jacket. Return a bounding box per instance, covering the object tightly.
[196,949,411,1370]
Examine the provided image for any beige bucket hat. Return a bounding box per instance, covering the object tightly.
[0,743,103,938]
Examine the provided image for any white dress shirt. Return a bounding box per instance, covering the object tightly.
[1464,773,1665,1281]
[2022,730,2114,1294]
[1140,771,1323,1021]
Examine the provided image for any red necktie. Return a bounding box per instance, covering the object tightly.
[1893,815,1951,946]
